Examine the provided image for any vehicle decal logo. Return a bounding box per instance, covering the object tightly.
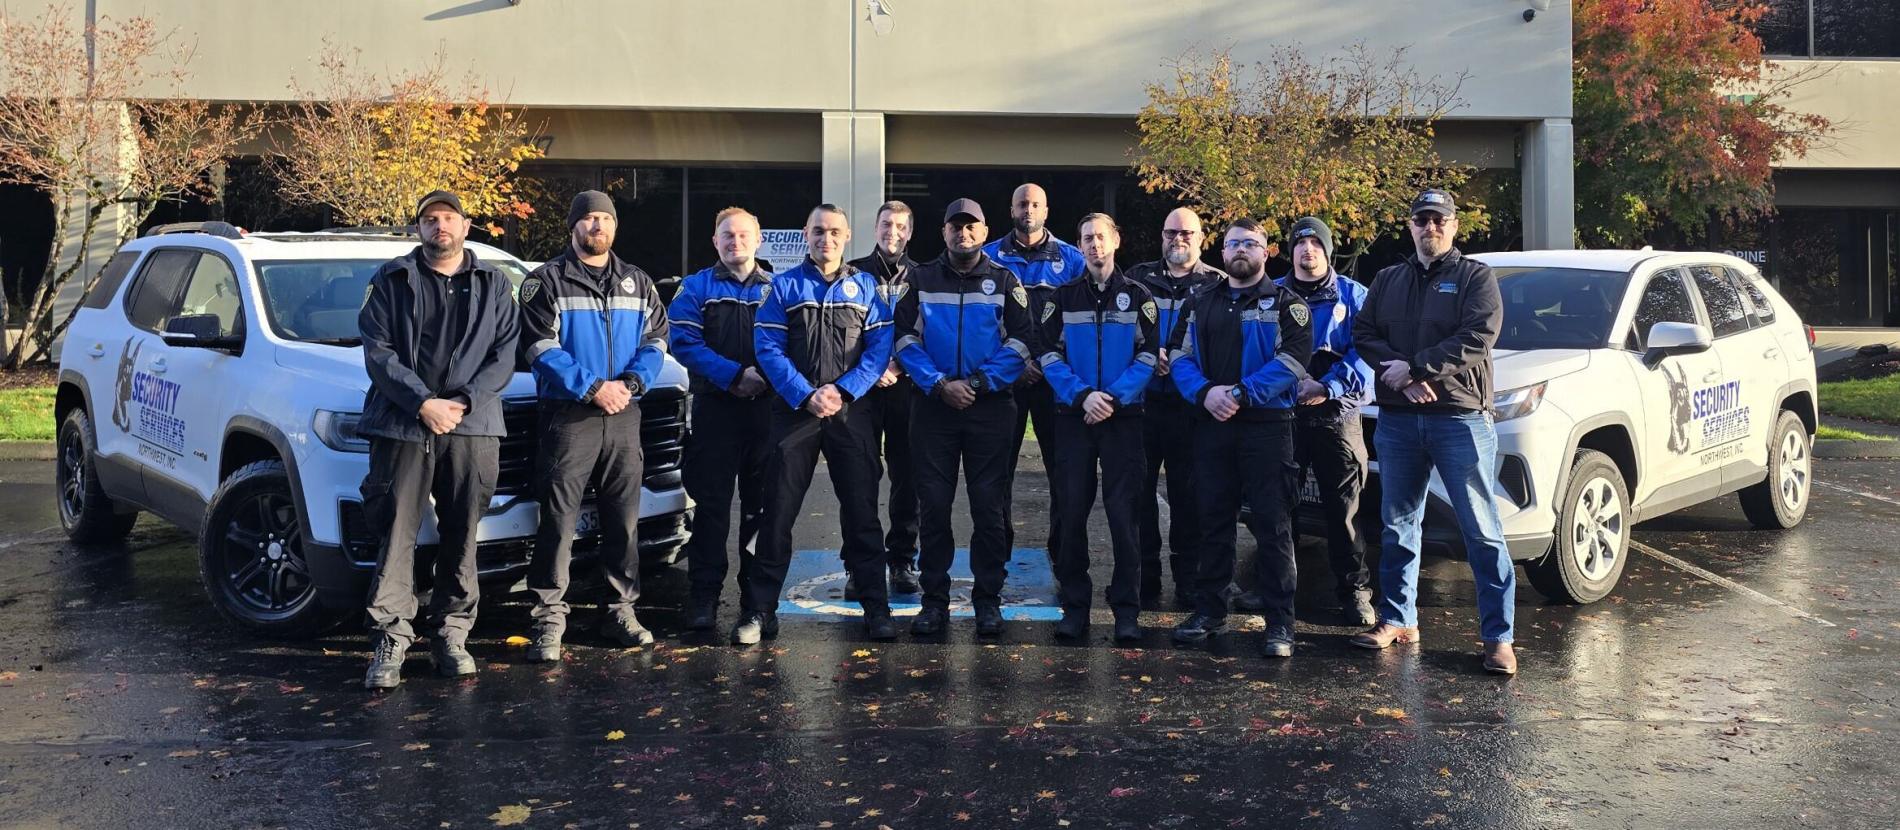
[110,338,142,433]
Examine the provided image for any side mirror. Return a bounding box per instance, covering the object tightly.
[1642,321,1712,368]
[161,314,239,351]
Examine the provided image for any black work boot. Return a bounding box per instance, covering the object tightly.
[686,597,719,632]
[974,605,1005,638]
[526,630,562,664]
[910,605,949,636]
[364,632,409,690]
[1054,609,1089,640]
[1171,613,1227,645]
[888,561,921,594]
[865,611,898,641]
[1112,612,1142,644]
[601,612,655,647]
[430,637,477,677]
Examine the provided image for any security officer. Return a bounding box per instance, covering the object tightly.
[1350,189,1517,675]
[670,206,774,631]
[518,190,671,662]
[893,198,1034,638]
[1126,207,1225,608]
[1236,217,1377,625]
[1168,218,1313,658]
[983,183,1085,559]
[740,204,897,645]
[845,200,922,599]
[1036,213,1157,644]
[358,190,519,690]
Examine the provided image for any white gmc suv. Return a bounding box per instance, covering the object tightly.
[1340,250,1816,603]
[53,223,691,636]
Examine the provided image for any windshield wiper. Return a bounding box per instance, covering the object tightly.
[305,337,363,347]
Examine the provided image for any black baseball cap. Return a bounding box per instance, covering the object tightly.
[1411,189,1456,217]
[414,190,466,222]
[943,198,986,224]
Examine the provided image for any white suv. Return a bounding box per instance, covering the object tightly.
[53,223,692,636]
[1343,250,1816,603]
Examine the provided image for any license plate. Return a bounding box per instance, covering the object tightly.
[1299,471,1322,507]
[574,504,601,538]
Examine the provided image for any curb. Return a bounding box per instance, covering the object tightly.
[1814,438,1900,460]
[0,440,53,461]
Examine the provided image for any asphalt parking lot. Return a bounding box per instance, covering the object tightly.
[0,453,1895,829]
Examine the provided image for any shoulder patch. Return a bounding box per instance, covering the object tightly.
[1012,284,1029,307]
[519,278,541,303]
[1289,302,1310,327]
[1040,303,1056,323]
[758,283,772,301]
[1141,299,1157,323]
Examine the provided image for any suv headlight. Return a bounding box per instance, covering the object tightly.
[1493,382,1547,422]
[314,410,371,453]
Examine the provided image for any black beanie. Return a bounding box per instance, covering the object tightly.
[567,190,616,227]
[1288,216,1333,262]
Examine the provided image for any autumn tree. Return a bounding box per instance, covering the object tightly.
[0,6,261,368]
[1134,44,1487,270]
[271,45,542,232]
[1573,0,1833,246]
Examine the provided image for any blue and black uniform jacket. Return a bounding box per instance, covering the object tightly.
[1035,268,1160,413]
[518,249,669,407]
[753,258,892,409]
[982,232,1085,337]
[667,262,773,395]
[1171,277,1314,419]
[891,254,1033,395]
[1127,258,1224,401]
[1275,271,1374,409]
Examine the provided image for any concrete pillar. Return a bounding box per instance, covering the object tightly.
[1521,118,1576,250]
[821,111,886,261]
[45,104,138,355]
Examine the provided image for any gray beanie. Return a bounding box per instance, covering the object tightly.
[1288,216,1333,262]
[567,190,617,227]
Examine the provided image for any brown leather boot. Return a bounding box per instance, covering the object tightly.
[1349,622,1421,650]
[1483,641,1517,675]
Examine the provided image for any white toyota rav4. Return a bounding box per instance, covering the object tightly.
[53,223,692,636]
[1337,250,1817,603]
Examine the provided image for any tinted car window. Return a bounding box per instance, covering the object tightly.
[175,253,244,337]
[123,249,201,333]
[1628,269,1699,351]
[255,259,383,343]
[1691,265,1752,338]
[81,251,141,310]
[1732,269,1777,327]
[1493,267,1631,350]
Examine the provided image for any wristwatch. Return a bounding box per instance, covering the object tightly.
[1227,386,1245,404]
[967,374,988,394]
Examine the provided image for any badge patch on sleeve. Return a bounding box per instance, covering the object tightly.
[1012,285,1029,307]
[1289,302,1310,326]
[1141,300,1157,323]
[1040,303,1056,323]
[758,283,771,300]
[519,278,541,303]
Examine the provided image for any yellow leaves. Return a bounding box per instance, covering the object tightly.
[401,742,430,751]
[504,636,531,646]
[488,804,531,826]
[604,730,626,741]
[1036,789,1057,800]
[851,649,873,658]
[1371,707,1408,720]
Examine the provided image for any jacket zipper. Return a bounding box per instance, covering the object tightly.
[1094,284,1106,395]
[955,279,966,379]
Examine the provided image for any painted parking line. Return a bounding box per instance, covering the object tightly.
[1816,479,1900,509]
[0,525,59,551]
[1628,539,1836,628]
[777,547,1063,621]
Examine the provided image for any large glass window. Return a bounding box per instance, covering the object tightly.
[1756,0,1900,58]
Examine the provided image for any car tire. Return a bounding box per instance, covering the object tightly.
[1528,449,1630,605]
[198,459,347,638]
[55,408,138,543]
[1738,409,1811,530]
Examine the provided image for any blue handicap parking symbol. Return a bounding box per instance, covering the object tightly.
[776,547,1062,621]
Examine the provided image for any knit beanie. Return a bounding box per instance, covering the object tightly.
[1288,216,1333,262]
[567,190,617,227]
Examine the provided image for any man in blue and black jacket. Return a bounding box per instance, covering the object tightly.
[844,200,922,599]
[669,206,774,632]
[1125,207,1226,607]
[893,198,1034,638]
[1035,213,1157,644]
[983,183,1085,560]
[1169,217,1313,658]
[1238,217,1378,626]
[740,204,897,645]
[517,190,670,662]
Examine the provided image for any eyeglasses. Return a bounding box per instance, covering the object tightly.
[1161,229,1199,240]
[1221,238,1266,252]
[1410,214,1452,228]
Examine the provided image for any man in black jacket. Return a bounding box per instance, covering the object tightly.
[1348,189,1518,676]
[845,200,922,598]
[357,190,520,690]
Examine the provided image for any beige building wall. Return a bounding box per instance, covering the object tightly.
[1766,60,1900,171]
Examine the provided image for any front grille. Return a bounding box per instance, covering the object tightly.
[496,387,690,496]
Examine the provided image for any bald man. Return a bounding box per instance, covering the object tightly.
[982,184,1085,562]
[1125,207,1226,608]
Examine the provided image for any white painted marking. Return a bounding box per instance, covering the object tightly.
[1629,539,1836,628]
[1816,479,1900,509]
[0,526,59,551]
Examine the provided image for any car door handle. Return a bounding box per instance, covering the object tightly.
[1701,370,1719,383]
[1762,347,1779,360]
[88,342,104,358]
[150,358,168,374]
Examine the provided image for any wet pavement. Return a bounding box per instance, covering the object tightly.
[1,455,1896,829]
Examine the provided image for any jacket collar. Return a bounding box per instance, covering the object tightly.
[997,230,1064,261]
[1410,247,1465,274]
[713,261,769,285]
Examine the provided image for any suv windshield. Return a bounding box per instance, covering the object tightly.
[254,257,530,344]
[1494,266,1630,350]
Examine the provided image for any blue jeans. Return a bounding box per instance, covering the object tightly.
[1372,410,1515,643]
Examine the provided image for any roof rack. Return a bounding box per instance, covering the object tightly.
[320,226,415,235]
[143,221,245,239]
